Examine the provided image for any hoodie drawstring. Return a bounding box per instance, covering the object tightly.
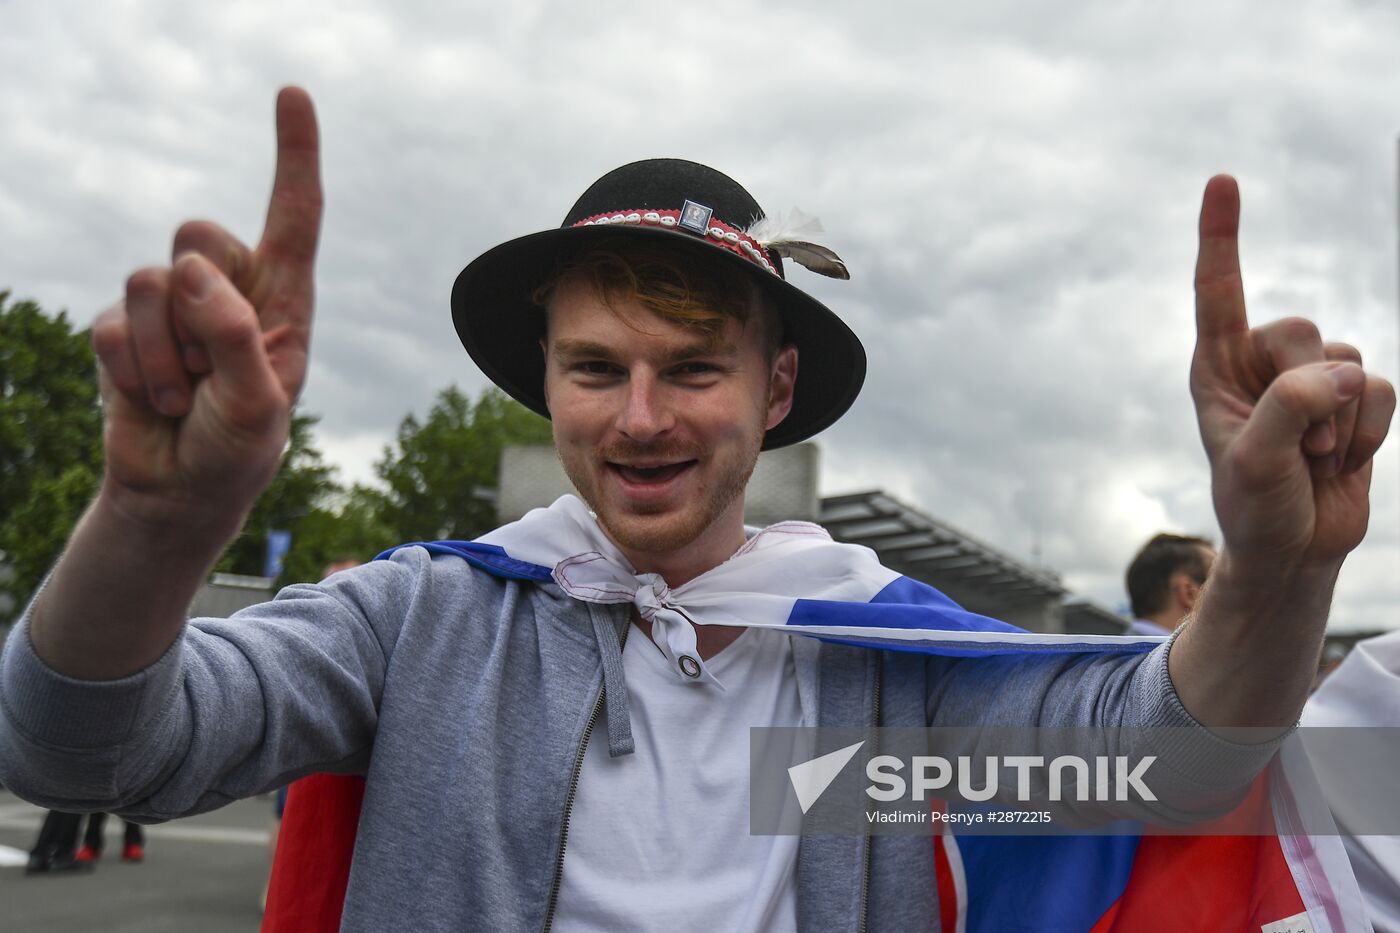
[588,602,635,758]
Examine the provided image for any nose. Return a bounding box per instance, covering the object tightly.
[615,371,674,442]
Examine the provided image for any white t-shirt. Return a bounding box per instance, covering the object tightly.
[552,625,805,933]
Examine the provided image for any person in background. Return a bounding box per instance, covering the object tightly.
[25,810,90,875]
[74,812,145,864]
[1124,533,1217,636]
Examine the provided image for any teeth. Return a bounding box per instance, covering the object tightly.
[615,462,689,483]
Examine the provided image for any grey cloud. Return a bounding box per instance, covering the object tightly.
[2,0,1397,629]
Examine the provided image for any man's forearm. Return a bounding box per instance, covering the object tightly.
[1168,551,1337,731]
[27,482,245,680]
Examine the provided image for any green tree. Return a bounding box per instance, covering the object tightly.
[214,410,340,580]
[376,385,553,542]
[0,293,102,625]
[0,292,397,611]
[1,465,102,621]
[275,484,399,586]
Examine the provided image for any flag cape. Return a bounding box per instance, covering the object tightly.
[1301,630,1400,931]
[934,740,1369,933]
[262,496,1370,932]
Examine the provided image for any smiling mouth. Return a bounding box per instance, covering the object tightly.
[607,461,698,485]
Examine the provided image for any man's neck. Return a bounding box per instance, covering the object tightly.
[1144,607,1188,632]
[607,498,752,660]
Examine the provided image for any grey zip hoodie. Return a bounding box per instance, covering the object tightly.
[0,547,1278,931]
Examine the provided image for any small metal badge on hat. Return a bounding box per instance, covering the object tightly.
[678,200,714,234]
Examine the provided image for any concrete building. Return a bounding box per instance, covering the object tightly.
[189,573,276,618]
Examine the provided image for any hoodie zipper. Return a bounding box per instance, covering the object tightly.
[857,657,883,933]
[541,622,630,933]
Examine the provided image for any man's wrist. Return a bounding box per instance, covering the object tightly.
[1193,549,1340,638]
[26,483,249,680]
[1168,547,1338,729]
[97,473,251,553]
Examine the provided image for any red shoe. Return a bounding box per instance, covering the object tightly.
[121,843,144,863]
[74,845,100,864]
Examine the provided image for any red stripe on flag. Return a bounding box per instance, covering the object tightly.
[261,774,365,933]
[1087,774,1306,932]
[934,832,960,931]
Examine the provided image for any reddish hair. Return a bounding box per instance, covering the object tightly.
[534,238,781,356]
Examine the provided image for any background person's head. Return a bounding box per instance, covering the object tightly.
[1125,533,1216,630]
[321,557,361,581]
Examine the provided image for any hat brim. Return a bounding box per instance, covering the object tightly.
[451,224,865,450]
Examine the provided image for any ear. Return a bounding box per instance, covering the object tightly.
[1175,573,1204,611]
[765,345,798,431]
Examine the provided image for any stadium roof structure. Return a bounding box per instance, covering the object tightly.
[820,490,1066,602]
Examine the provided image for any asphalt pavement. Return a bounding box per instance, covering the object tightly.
[0,788,274,932]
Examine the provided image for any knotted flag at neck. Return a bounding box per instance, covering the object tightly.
[381,494,1164,688]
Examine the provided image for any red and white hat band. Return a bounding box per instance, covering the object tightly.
[573,206,779,276]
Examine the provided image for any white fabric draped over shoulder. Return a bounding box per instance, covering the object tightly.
[1303,630,1400,933]
[469,495,1165,688]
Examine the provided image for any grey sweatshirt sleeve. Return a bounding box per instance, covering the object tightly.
[924,629,1289,823]
[0,549,432,821]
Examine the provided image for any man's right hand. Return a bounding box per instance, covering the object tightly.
[91,86,323,533]
[23,88,323,680]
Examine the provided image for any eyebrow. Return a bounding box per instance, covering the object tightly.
[550,338,740,364]
[549,339,615,361]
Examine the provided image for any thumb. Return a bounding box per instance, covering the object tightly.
[1233,362,1363,477]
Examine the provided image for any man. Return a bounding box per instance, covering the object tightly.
[1124,533,1217,636]
[0,88,1394,930]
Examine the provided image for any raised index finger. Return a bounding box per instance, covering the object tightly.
[258,86,324,271]
[1194,174,1249,340]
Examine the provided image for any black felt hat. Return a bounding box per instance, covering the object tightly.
[450,158,865,449]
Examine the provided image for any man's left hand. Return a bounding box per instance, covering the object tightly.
[1173,174,1395,728]
[1192,174,1393,576]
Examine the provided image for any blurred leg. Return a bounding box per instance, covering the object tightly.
[121,819,145,862]
[81,812,109,856]
[25,811,86,874]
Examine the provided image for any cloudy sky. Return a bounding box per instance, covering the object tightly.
[3,0,1398,629]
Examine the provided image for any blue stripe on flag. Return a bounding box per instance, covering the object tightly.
[866,577,1025,633]
[956,832,1140,931]
[786,575,1025,656]
[376,541,553,583]
[790,577,1153,658]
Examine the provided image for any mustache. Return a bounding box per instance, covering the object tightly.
[597,441,701,463]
